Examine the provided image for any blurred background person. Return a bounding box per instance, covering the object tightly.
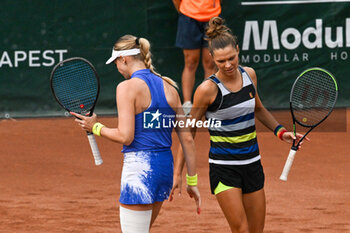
[172,0,221,115]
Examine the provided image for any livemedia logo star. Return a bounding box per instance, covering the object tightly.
[143,109,162,129]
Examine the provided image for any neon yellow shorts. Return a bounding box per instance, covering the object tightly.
[214,181,235,195]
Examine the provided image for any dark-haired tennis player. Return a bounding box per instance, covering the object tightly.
[72,35,200,233]
[177,17,308,233]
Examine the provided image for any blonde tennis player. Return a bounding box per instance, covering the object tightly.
[72,35,200,233]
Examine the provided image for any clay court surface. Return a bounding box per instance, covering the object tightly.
[0,109,349,233]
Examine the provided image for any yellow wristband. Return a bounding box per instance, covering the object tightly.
[92,122,105,136]
[186,174,198,186]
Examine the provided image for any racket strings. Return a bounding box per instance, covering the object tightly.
[52,60,98,113]
[291,70,337,126]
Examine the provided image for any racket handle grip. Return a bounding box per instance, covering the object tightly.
[87,133,103,166]
[280,148,297,181]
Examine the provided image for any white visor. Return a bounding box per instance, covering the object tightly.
[105,48,141,64]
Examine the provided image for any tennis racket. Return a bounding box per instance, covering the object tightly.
[50,57,103,166]
[280,67,338,181]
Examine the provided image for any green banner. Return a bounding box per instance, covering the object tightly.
[0,0,348,118]
[229,0,350,109]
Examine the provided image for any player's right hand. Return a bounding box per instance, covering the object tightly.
[169,174,182,202]
[187,186,201,215]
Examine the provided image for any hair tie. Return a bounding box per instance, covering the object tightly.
[135,37,140,46]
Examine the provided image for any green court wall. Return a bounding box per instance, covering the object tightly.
[0,0,349,118]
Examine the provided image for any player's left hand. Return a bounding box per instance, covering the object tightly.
[70,112,97,132]
[282,132,310,149]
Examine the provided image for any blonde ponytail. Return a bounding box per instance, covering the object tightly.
[138,38,160,76]
[113,35,178,88]
[138,37,178,89]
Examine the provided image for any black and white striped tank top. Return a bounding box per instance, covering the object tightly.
[205,66,260,165]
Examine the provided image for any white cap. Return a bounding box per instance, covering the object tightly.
[105,48,141,64]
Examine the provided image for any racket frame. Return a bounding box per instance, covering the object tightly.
[289,67,338,149]
[50,57,100,117]
[281,67,338,181]
[50,57,103,166]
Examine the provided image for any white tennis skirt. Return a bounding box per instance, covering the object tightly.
[119,149,173,205]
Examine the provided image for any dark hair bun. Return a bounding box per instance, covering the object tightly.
[206,17,231,39]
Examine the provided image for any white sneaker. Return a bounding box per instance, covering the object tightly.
[182,101,192,116]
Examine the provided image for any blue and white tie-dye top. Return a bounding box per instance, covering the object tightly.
[122,69,176,153]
